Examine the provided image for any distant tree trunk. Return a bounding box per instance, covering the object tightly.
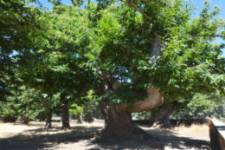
[84,113,94,122]
[77,113,83,123]
[61,96,70,129]
[151,102,177,127]
[153,108,173,127]
[21,115,29,124]
[102,88,164,138]
[18,115,29,124]
[45,109,52,129]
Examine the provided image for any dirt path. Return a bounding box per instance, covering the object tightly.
[0,120,210,150]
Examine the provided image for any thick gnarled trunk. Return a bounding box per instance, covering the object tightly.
[102,88,164,137]
[102,105,145,138]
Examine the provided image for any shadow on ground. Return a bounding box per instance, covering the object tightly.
[0,125,210,150]
[90,128,210,150]
[0,126,100,150]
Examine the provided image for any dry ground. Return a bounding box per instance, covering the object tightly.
[0,120,210,150]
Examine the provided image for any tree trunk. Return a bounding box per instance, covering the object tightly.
[151,103,177,128]
[152,108,173,128]
[21,115,29,124]
[61,97,70,129]
[151,32,161,58]
[77,113,83,124]
[17,115,29,124]
[102,88,164,138]
[102,105,146,138]
[45,109,52,129]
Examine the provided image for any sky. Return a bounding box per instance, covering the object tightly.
[190,0,225,57]
[39,0,225,18]
[191,0,225,17]
[38,0,225,56]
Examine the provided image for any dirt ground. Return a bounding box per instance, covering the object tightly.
[0,120,210,150]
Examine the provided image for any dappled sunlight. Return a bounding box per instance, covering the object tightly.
[0,121,210,150]
[1,0,224,149]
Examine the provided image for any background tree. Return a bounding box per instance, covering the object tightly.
[0,0,43,121]
[149,2,225,127]
[0,0,41,99]
[19,4,95,128]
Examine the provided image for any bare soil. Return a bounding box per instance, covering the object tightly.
[0,120,210,150]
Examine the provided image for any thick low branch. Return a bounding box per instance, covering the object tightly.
[115,88,164,112]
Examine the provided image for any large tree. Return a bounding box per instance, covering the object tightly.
[86,0,225,137]
[1,0,224,138]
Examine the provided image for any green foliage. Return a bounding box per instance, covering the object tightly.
[0,0,225,123]
[69,104,83,116]
[172,93,224,119]
[92,1,224,104]
[0,0,41,98]
[0,0,41,52]
[0,102,17,122]
[0,86,45,120]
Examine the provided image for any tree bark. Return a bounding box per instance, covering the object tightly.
[45,109,52,129]
[151,103,177,128]
[17,115,29,124]
[77,113,83,124]
[151,32,161,58]
[152,108,173,128]
[102,105,146,139]
[151,101,179,128]
[102,88,164,137]
[21,115,29,124]
[61,97,70,129]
